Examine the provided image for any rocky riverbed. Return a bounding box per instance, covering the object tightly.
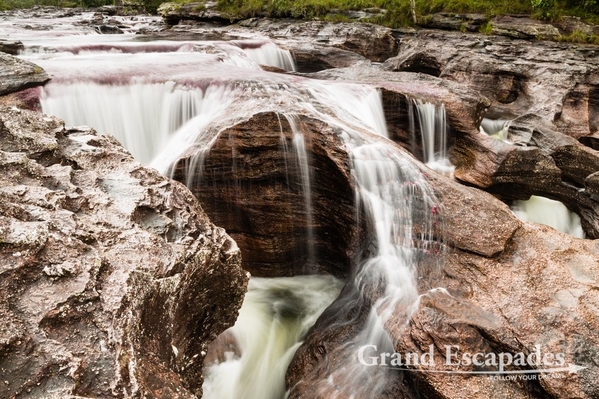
[1,6,599,399]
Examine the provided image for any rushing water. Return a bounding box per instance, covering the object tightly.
[9,17,445,398]
[479,117,511,141]
[203,276,343,399]
[512,195,585,238]
[410,99,454,176]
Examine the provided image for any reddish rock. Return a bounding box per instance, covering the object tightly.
[0,107,248,398]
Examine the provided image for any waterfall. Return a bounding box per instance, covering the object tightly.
[202,276,343,399]
[300,135,438,399]
[235,41,297,72]
[40,82,236,165]
[25,29,444,398]
[480,117,511,141]
[512,196,584,238]
[412,99,454,176]
[286,115,316,266]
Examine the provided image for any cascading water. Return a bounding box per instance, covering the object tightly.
[411,99,454,176]
[236,41,297,72]
[13,23,445,399]
[203,276,343,399]
[480,117,511,141]
[286,114,316,266]
[512,195,585,238]
[29,39,295,164]
[41,82,213,164]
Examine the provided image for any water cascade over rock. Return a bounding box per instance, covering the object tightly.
[410,99,454,176]
[3,11,599,399]
[203,276,343,399]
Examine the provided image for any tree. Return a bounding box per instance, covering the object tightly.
[410,0,416,24]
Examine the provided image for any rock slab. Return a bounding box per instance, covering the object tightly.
[0,53,50,97]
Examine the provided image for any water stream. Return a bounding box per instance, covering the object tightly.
[512,195,585,238]
[203,276,343,399]
[411,99,454,176]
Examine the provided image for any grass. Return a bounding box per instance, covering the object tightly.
[558,28,599,42]
[215,0,538,27]
[1,0,598,30]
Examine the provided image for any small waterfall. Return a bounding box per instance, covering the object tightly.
[412,99,454,176]
[480,118,511,141]
[303,135,438,398]
[512,196,585,238]
[235,41,297,72]
[307,83,389,138]
[202,276,343,399]
[41,82,234,165]
[286,115,316,266]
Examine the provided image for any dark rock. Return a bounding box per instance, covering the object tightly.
[0,39,24,55]
[171,112,363,279]
[0,53,50,97]
[159,1,234,26]
[290,44,369,73]
[0,107,248,398]
[94,24,125,34]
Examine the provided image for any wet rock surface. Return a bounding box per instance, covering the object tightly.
[0,39,25,55]
[172,112,362,279]
[0,107,248,398]
[286,154,599,399]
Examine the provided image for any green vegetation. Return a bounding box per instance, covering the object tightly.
[214,0,598,27]
[559,28,599,42]
[0,0,111,9]
[215,0,537,26]
[0,0,598,29]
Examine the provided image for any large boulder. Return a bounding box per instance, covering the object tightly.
[383,30,599,139]
[171,112,362,278]
[0,53,50,97]
[284,128,599,399]
[0,107,248,398]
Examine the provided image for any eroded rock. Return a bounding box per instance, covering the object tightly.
[0,107,248,398]
[384,30,599,139]
[0,53,50,97]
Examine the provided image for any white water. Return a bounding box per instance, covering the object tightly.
[41,82,215,164]
[412,99,454,176]
[238,41,297,72]
[203,276,343,399]
[480,117,511,141]
[286,115,316,265]
[512,195,584,238]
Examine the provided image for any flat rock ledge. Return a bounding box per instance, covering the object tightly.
[0,106,248,398]
[0,53,50,97]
